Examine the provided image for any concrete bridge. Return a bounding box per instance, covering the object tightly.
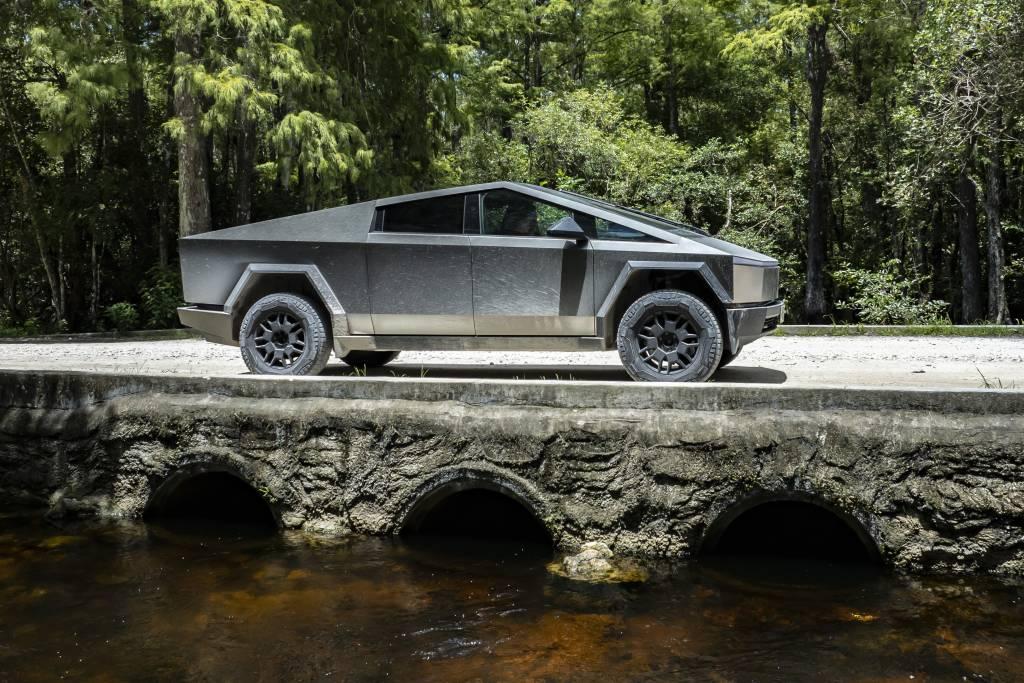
[1,369,1023,575]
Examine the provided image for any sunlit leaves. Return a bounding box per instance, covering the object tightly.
[265,111,372,203]
[23,18,129,156]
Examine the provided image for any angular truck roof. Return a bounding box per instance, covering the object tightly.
[180,181,776,266]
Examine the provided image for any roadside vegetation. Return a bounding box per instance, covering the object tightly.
[1,0,1022,335]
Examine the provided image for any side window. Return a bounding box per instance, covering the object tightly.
[381,195,465,234]
[481,190,573,237]
[592,217,661,242]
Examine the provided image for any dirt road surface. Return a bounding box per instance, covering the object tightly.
[1,336,1021,389]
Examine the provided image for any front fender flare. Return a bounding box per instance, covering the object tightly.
[595,261,731,342]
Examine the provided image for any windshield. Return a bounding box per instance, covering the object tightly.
[539,187,711,237]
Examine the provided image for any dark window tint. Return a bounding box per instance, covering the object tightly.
[573,213,663,242]
[482,190,573,237]
[593,217,661,242]
[382,195,465,234]
[464,193,480,234]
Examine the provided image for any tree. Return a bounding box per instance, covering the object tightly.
[152,0,374,234]
[901,0,1023,322]
[725,1,834,322]
[2,0,1023,332]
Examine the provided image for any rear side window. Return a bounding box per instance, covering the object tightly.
[593,217,661,242]
[575,213,664,242]
[381,195,465,234]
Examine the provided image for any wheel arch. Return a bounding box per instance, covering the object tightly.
[596,262,731,344]
[224,264,349,341]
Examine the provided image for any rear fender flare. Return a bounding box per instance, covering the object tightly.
[224,264,349,337]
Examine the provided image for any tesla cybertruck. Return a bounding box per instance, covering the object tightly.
[177,182,783,382]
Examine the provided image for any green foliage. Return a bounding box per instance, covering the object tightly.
[263,112,371,204]
[140,267,184,329]
[0,316,42,338]
[105,303,140,333]
[834,261,949,325]
[454,87,805,297]
[1,0,1022,331]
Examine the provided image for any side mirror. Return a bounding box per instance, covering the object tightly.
[547,216,589,244]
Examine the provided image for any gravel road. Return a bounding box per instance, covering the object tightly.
[1,336,1021,389]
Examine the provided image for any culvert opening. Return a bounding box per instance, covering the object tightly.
[702,500,878,564]
[402,488,552,546]
[144,471,277,532]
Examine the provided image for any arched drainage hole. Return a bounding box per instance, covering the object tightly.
[144,472,277,540]
[401,489,553,565]
[702,501,878,566]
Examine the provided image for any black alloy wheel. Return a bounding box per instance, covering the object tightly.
[616,289,723,383]
[239,293,332,376]
[253,310,306,369]
[636,309,701,374]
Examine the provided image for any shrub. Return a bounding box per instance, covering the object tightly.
[0,316,42,337]
[834,259,949,324]
[140,266,184,329]
[105,302,139,333]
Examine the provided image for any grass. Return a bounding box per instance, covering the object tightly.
[0,326,199,342]
[976,367,1019,390]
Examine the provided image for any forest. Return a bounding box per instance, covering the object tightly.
[0,0,1021,333]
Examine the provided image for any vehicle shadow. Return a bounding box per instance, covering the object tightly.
[712,366,789,384]
[321,363,788,384]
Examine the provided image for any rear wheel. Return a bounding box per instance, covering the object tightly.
[340,350,400,369]
[616,290,723,383]
[239,293,331,376]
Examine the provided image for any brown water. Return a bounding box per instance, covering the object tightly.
[1,513,1022,682]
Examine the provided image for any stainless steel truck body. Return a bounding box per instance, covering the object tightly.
[178,182,783,381]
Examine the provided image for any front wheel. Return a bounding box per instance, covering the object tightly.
[239,293,332,376]
[616,290,723,383]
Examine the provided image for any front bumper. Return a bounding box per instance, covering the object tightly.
[177,306,236,346]
[725,300,784,355]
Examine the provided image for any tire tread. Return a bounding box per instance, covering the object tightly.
[239,293,331,376]
[616,289,723,383]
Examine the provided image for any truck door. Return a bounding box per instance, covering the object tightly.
[366,194,475,335]
[469,189,596,336]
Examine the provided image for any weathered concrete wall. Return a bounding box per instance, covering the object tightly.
[1,370,1023,575]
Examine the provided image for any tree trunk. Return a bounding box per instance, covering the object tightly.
[529,0,547,89]
[571,0,586,83]
[983,139,1007,323]
[785,42,798,142]
[157,78,175,267]
[662,12,678,136]
[233,117,254,226]
[956,157,984,323]
[804,20,830,323]
[928,194,945,301]
[123,0,153,266]
[90,235,99,327]
[174,31,211,237]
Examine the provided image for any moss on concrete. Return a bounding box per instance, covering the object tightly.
[2,370,1023,576]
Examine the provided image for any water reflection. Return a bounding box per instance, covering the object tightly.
[0,514,1022,681]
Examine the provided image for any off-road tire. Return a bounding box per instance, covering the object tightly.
[239,293,331,376]
[339,350,400,369]
[616,289,723,383]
